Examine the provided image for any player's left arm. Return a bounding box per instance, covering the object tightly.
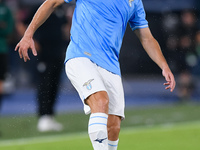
[134,27,176,92]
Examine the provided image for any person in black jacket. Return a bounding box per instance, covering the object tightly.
[18,2,69,132]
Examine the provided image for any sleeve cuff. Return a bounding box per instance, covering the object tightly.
[64,0,73,3]
[131,24,148,31]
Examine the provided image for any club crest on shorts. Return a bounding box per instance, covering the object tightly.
[129,0,134,7]
[83,79,94,90]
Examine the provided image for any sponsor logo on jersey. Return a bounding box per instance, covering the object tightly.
[83,79,94,90]
[94,137,107,143]
[129,0,134,7]
[84,51,92,57]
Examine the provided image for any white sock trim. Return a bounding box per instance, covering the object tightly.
[89,113,108,120]
[108,139,119,147]
[88,113,108,134]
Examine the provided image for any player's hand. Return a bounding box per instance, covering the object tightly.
[162,67,176,92]
[15,36,37,62]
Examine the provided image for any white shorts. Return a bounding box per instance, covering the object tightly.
[65,57,125,119]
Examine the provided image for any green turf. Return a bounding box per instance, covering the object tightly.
[123,103,200,127]
[0,103,200,149]
[0,103,200,140]
[119,122,200,150]
[0,111,89,140]
[0,122,200,150]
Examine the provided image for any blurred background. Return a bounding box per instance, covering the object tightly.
[0,0,200,145]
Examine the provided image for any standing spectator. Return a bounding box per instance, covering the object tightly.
[162,12,180,73]
[16,2,69,132]
[176,10,198,101]
[177,10,198,72]
[0,0,14,108]
[162,10,198,102]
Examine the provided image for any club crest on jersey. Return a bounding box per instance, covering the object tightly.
[83,79,94,90]
[129,0,134,7]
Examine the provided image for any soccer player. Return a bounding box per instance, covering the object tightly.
[15,0,176,150]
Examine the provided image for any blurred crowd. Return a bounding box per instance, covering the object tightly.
[0,0,200,104]
[162,10,200,101]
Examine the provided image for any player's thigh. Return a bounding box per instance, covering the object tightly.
[65,57,108,113]
[98,67,125,119]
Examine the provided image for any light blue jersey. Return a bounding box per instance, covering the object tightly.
[64,0,148,76]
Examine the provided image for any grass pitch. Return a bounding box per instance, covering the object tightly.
[0,103,200,149]
[0,121,200,150]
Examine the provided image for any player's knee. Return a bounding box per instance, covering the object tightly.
[94,96,109,113]
[97,97,109,108]
[86,91,109,113]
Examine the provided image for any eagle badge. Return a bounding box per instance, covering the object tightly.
[83,79,94,90]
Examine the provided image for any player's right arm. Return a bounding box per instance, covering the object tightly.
[15,0,65,62]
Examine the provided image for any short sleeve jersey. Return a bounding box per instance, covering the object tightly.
[64,0,148,76]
